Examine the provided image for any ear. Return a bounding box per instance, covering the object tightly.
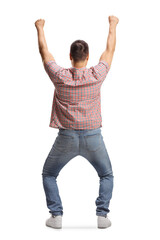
[86,53,89,60]
[69,53,72,60]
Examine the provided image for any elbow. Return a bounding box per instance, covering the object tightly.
[39,47,42,55]
[39,46,48,54]
[106,47,115,53]
[39,46,43,54]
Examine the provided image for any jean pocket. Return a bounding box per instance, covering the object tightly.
[53,134,74,153]
[84,133,102,152]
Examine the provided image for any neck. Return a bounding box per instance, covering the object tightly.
[72,60,87,68]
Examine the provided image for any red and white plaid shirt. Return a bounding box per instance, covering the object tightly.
[44,60,110,129]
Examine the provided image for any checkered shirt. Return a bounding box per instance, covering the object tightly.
[44,60,110,129]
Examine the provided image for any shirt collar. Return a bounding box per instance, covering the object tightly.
[70,66,87,72]
[70,67,86,80]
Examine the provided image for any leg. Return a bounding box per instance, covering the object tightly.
[82,132,114,217]
[42,133,78,216]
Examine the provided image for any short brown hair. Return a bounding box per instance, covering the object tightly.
[70,40,89,63]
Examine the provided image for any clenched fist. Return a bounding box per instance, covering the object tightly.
[108,16,119,25]
[35,19,45,29]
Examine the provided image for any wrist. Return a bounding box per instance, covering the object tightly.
[109,22,117,27]
[109,23,116,32]
[36,26,44,31]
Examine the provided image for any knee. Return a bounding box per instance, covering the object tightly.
[42,168,59,179]
[99,170,114,179]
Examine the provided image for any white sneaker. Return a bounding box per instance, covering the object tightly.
[45,214,62,229]
[97,215,111,228]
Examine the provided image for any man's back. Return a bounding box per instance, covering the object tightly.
[35,15,119,229]
[44,60,110,129]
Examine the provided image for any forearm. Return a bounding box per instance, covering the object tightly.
[106,23,117,52]
[36,27,48,53]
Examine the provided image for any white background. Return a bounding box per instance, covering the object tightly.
[0,0,160,239]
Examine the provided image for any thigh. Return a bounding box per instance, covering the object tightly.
[42,134,77,177]
[83,133,113,177]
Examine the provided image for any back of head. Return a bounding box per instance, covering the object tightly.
[70,40,89,63]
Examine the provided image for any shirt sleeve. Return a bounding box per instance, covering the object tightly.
[43,60,64,84]
[89,60,110,83]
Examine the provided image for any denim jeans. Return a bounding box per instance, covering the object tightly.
[42,127,114,217]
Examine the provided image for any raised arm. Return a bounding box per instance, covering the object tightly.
[35,19,55,64]
[99,16,119,68]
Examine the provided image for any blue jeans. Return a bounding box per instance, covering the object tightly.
[42,127,114,217]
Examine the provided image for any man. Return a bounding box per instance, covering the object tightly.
[35,15,119,229]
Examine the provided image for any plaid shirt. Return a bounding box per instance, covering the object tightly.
[44,60,110,129]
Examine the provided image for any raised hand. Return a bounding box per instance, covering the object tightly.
[108,16,119,26]
[35,19,45,29]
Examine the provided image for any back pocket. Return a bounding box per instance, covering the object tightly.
[53,134,74,153]
[84,133,102,152]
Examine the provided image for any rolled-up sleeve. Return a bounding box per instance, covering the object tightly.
[44,60,64,84]
[89,60,110,83]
